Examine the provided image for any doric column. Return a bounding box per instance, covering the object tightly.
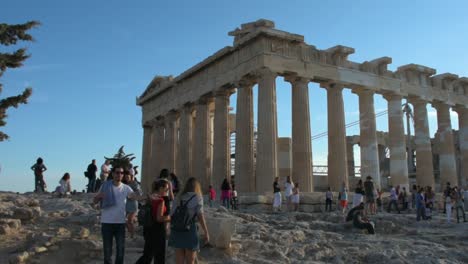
[151,118,165,186]
[384,94,409,190]
[285,74,313,192]
[256,68,278,193]
[454,106,468,188]
[141,124,153,194]
[346,139,355,178]
[433,102,458,188]
[177,103,194,184]
[235,78,255,193]
[193,96,212,190]
[355,89,381,188]
[410,99,435,188]
[321,82,348,191]
[212,88,232,192]
[164,110,179,174]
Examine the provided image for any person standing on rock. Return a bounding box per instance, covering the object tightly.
[325,187,333,212]
[93,165,139,264]
[415,187,426,221]
[284,176,295,211]
[136,179,171,264]
[352,180,365,208]
[292,182,300,212]
[221,178,232,209]
[339,183,348,214]
[273,177,282,212]
[208,185,216,207]
[453,187,466,223]
[387,186,400,213]
[168,177,209,264]
[86,159,98,193]
[364,176,376,215]
[31,157,47,192]
[123,169,142,238]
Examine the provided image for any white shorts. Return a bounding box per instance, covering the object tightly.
[291,194,300,204]
[273,192,282,207]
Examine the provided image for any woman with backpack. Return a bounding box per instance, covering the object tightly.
[168,177,209,264]
[136,179,171,264]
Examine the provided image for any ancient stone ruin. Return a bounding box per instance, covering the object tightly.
[137,19,468,193]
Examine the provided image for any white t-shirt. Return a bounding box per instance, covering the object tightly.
[101,183,134,224]
[285,182,295,197]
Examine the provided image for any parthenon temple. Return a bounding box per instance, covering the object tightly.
[137,19,468,194]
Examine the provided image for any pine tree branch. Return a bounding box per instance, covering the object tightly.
[0,21,40,46]
[0,49,29,77]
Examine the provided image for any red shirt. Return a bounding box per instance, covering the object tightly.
[209,188,216,200]
[151,197,166,220]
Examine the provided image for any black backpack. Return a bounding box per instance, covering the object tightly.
[171,195,197,232]
[137,201,154,227]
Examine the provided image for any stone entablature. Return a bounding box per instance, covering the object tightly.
[138,20,467,124]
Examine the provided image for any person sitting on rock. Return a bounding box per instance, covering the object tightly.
[346,202,365,222]
[55,173,71,197]
[352,207,375,234]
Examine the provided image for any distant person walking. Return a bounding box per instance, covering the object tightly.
[93,165,139,264]
[123,170,142,238]
[352,180,364,208]
[170,173,180,196]
[273,177,282,212]
[86,159,98,193]
[415,188,426,221]
[364,176,376,214]
[325,187,333,212]
[284,176,295,211]
[339,183,349,214]
[231,184,238,210]
[31,157,47,192]
[453,187,466,223]
[208,185,216,207]
[168,177,209,264]
[387,186,400,213]
[101,160,111,181]
[446,188,455,223]
[292,183,300,212]
[221,178,232,209]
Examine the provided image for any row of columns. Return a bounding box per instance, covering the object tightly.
[141,68,468,194]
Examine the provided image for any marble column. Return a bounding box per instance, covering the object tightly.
[151,118,165,185]
[212,89,232,193]
[454,106,468,188]
[433,102,458,189]
[384,94,409,190]
[141,124,152,194]
[193,97,212,190]
[285,75,313,192]
[347,139,356,178]
[164,111,179,174]
[355,89,381,188]
[411,99,435,188]
[177,103,194,184]
[322,82,348,191]
[256,68,278,193]
[235,79,255,193]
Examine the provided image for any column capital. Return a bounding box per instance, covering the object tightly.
[143,122,152,129]
[431,101,450,111]
[408,96,428,106]
[351,87,374,96]
[320,81,344,91]
[453,105,468,115]
[382,92,403,101]
[165,110,179,121]
[252,67,276,80]
[213,86,235,98]
[283,73,309,86]
[196,94,214,105]
[236,75,256,88]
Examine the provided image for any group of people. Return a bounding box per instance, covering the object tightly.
[336,176,380,216]
[212,176,238,210]
[93,166,207,264]
[272,176,300,212]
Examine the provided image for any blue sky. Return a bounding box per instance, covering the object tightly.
[1,0,467,192]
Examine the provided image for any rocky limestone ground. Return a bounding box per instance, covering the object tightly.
[0,191,467,264]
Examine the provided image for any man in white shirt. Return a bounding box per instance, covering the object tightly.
[94,165,137,264]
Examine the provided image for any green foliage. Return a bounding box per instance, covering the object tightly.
[104,146,136,170]
[0,21,39,141]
